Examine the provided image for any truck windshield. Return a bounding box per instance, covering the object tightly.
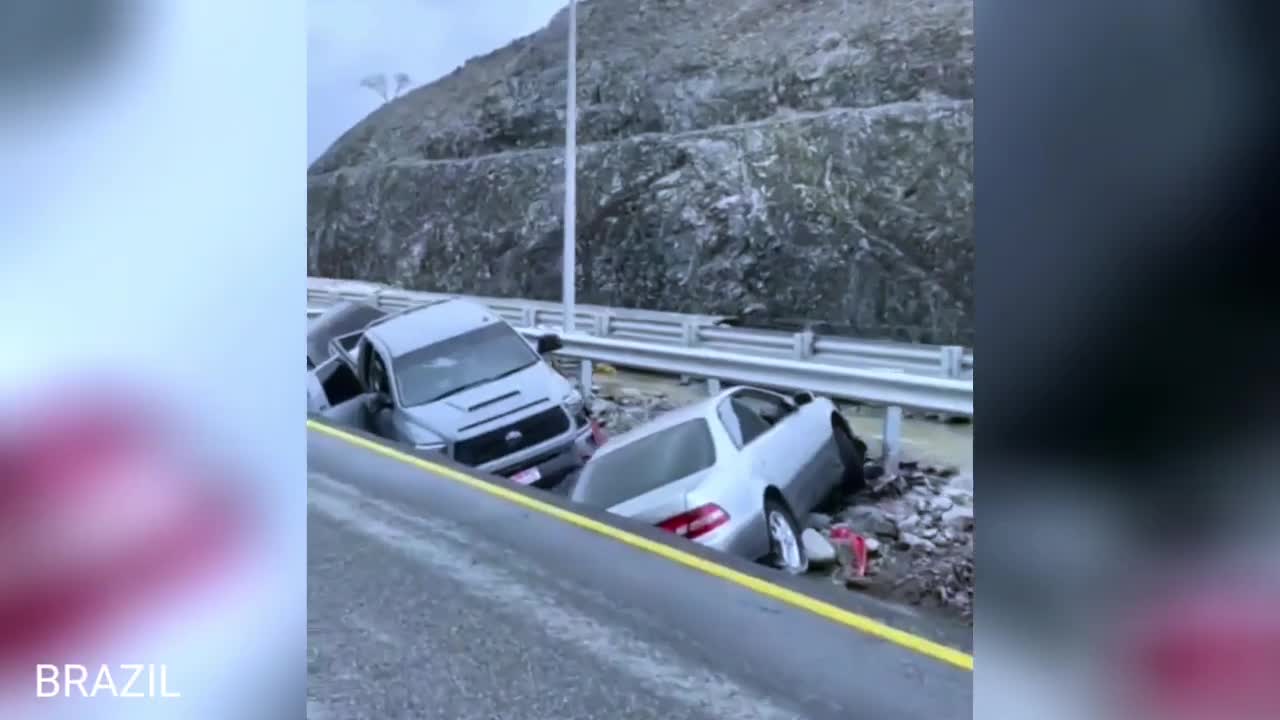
[392,322,539,407]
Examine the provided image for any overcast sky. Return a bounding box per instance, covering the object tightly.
[307,0,566,163]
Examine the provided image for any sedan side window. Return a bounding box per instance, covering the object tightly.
[732,390,792,427]
[716,397,772,448]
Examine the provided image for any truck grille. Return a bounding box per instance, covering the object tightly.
[453,406,570,466]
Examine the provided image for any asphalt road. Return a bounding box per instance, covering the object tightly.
[307,423,973,720]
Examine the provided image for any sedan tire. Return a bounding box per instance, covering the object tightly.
[764,497,808,575]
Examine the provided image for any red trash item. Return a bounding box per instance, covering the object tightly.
[828,526,869,577]
[851,534,869,577]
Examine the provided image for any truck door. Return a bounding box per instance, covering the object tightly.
[359,340,398,440]
[308,356,364,412]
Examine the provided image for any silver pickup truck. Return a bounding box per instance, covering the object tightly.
[307,299,598,488]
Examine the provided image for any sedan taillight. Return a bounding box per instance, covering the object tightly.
[657,504,729,540]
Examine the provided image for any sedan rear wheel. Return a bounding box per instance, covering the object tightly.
[764,497,808,575]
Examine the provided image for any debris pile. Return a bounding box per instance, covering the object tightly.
[587,391,680,438]
[808,462,974,621]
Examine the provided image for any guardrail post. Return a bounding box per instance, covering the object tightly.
[793,330,815,360]
[593,312,610,337]
[522,307,536,329]
[882,405,903,475]
[681,321,698,347]
[579,360,594,403]
[940,346,964,378]
[706,378,721,396]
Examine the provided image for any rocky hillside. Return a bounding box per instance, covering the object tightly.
[308,0,974,344]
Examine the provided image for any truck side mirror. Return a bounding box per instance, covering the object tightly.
[536,333,563,354]
[793,391,815,406]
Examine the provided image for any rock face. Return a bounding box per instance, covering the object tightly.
[308,0,974,344]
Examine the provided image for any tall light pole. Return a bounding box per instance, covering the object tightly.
[562,0,577,337]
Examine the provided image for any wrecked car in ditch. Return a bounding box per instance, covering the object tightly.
[566,385,867,574]
[307,299,598,488]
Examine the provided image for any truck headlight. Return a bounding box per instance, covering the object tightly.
[564,389,585,418]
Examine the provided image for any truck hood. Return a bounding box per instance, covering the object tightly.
[399,361,573,441]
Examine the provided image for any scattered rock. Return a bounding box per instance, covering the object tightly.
[589,393,677,435]
[896,513,923,534]
[929,496,955,513]
[841,506,897,538]
[926,475,951,491]
[870,474,907,498]
[944,487,973,506]
[807,512,833,531]
[896,532,936,554]
[863,537,882,555]
[940,506,975,532]
[802,529,837,566]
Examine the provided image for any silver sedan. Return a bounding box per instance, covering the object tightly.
[567,386,866,573]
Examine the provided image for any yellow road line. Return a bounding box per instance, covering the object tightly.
[307,418,974,671]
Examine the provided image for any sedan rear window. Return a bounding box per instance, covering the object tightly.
[572,419,716,509]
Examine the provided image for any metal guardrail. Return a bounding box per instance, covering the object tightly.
[307,277,975,379]
[306,278,973,418]
[528,331,973,416]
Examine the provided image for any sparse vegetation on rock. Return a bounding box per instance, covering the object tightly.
[308,0,974,344]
